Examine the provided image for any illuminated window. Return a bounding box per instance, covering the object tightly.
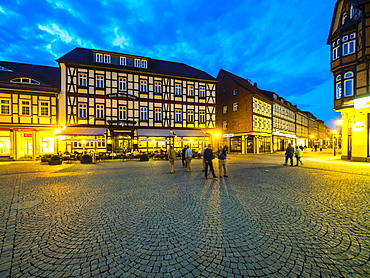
[141,60,148,68]
[11,77,40,85]
[175,84,181,96]
[20,100,30,115]
[154,81,162,93]
[119,77,127,91]
[0,99,10,115]
[175,109,182,122]
[78,103,87,118]
[188,85,194,97]
[120,56,126,65]
[79,73,87,87]
[199,86,205,98]
[199,111,205,123]
[140,107,148,121]
[223,106,227,114]
[223,121,228,130]
[336,75,342,99]
[233,102,238,112]
[40,101,49,116]
[140,80,148,92]
[344,72,354,97]
[96,104,104,119]
[96,53,103,62]
[119,106,127,120]
[154,108,162,122]
[96,75,104,88]
[104,54,111,64]
[97,136,106,148]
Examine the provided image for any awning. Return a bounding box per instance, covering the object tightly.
[62,138,98,142]
[137,129,174,137]
[173,129,208,137]
[57,127,107,136]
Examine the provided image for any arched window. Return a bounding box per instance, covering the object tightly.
[342,13,348,25]
[232,89,238,96]
[11,77,40,85]
[344,71,354,97]
[336,75,342,99]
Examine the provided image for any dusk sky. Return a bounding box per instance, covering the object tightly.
[0,0,339,127]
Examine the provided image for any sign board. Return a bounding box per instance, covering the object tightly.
[354,96,370,110]
[223,134,234,137]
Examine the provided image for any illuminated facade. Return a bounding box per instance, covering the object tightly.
[328,0,370,161]
[56,48,216,154]
[0,61,59,160]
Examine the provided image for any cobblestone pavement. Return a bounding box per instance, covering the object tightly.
[0,151,369,277]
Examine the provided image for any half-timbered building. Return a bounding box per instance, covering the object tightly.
[328,0,370,161]
[0,61,59,160]
[56,48,216,154]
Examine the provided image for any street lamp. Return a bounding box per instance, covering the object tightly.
[310,135,315,151]
[332,129,338,156]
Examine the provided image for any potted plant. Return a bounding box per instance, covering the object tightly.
[80,154,93,164]
[139,153,149,161]
[48,155,62,165]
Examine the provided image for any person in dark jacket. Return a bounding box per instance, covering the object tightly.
[203,144,217,179]
[217,146,228,178]
[284,143,294,167]
[181,146,187,168]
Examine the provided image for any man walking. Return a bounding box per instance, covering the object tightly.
[294,146,303,166]
[185,146,193,172]
[284,143,294,167]
[217,146,228,178]
[182,146,187,168]
[168,146,176,173]
[203,144,217,179]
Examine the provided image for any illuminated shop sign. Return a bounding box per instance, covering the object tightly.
[354,96,370,110]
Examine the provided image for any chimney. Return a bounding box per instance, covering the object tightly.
[253,82,257,88]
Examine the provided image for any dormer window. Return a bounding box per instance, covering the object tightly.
[104,54,111,64]
[350,5,355,19]
[342,13,347,25]
[141,60,147,68]
[96,53,103,63]
[120,57,126,66]
[0,66,12,72]
[11,77,40,85]
[135,59,141,67]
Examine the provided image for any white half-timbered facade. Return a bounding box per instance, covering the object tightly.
[57,48,217,154]
[0,61,59,160]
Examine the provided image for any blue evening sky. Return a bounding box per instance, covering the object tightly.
[0,0,339,127]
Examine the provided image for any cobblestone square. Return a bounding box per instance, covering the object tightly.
[0,151,369,277]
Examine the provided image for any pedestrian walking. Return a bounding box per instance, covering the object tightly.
[185,146,193,172]
[182,146,187,168]
[201,145,207,171]
[217,146,228,178]
[168,146,176,173]
[204,144,217,179]
[294,146,303,166]
[284,143,294,166]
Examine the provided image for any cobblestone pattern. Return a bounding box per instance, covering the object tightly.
[0,153,369,277]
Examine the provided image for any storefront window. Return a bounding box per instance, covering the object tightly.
[40,137,54,154]
[0,137,10,154]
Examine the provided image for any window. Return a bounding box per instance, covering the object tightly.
[233,102,238,112]
[96,53,103,63]
[175,109,182,122]
[141,60,148,68]
[0,66,12,72]
[104,54,111,64]
[233,89,238,96]
[97,136,106,148]
[96,75,104,88]
[175,84,181,96]
[223,106,227,114]
[154,108,162,122]
[78,103,87,118]
[199,111,205,123]
[135,59,141,67]
[120,56,126,65]
[342,13,347,25]
[343,40,355,56]
[342,36,348,42]
[350,33,356,40]
[79,73,87,87]
[336,75,342,99]
[20,100,31,115]
[96,104,104,119]
[40,101,49,116]
[187,110,194,123]
[0,99,10,115]
[11,77,40,85]
[140,80,148,92]
[223,121,228,130]
[344,72,354,97]
[119,77,127,91]
[332,46,340,60]
[188,85,194,97]
[119,106,127,120]
[140,107,148,121]
[154,81,162,93]
[199,86,205,98]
